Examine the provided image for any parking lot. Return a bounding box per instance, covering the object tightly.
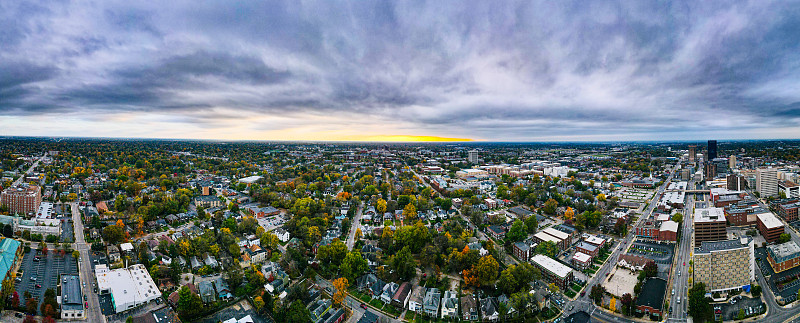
[98,293,115,315]
[15,249,79,315]
[717,296,765,321]
[755,247,800,301]
[630,241,674,264]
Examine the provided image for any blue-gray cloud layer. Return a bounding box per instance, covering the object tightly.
[2,0,800,140]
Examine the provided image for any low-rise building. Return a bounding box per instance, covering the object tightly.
[423,288,441,317]
[440,290,458,319]
[766,241,800,273]
[575,242,598,258]
[572,252,592,270]
[635,278,667,318]
[617,254,654,272]
[756,212,785,243]
[95,264,160,313]
[60,275,84,320]
[461,295,478,321]
[531,254,573,290]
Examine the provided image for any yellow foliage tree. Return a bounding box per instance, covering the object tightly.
[332,277,349,306]
[597,193,607,202]
[564,207,575,220]
[377,198,387,214]
[355,228,363,240]
[403,203,417,221]
[609,297,617,312]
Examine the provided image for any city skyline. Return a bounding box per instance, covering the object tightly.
[3,1,800,141]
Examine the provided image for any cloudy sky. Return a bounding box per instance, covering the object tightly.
[2,1,800,141]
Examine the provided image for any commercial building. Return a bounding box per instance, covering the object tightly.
[693,237,754,293]
[766,241,800,273]
[729,155,737,170]
[659,221,679,242]
[468,150,479,164]
[0,238,21,281]
[531,254,573,290]
[756,168,778,198]
[617,254,654,272]
[756,212,784,243]
[636,278,667,318]
[96,264,160,313]
[779,181,800,199]
[727,174,747,191]
[774,199,800,222]
[0,185,41,215]
[60,275,84,320]
[688,145,697,163]
[694,208,727,243]
[708,140,718,160]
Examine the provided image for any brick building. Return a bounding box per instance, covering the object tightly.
[531,254,573,290]
[0,185,41,215]
[756,212,785,243]
[766,241,800,273]
[694,208,727,243]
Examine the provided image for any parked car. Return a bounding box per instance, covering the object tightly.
[35,284,41,288]
[361,303,367,309]
[85,301,88,309]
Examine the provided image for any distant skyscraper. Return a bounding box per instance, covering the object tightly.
[729,155,736,170]
[708,140,718,160]
[688,145,697,163]
[756,167,778,197]
[468,150,479,164]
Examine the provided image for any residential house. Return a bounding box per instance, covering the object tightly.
[204,255,219,268]
[440,291,458,319]
[408,286,425,312]
[274,228,290,242]
[370,279,386,299]
[107,245,120,263]
[356,274,378,292]
[486,225,505,240]
[214,276,233,301]
[190,256,202,270]
[391,282,412,309]
[198,281,216,303]
[480,297,499,321]
[246,245,268,264]
[461,295,478,321]
[381,282,400,304]
[422,288,441,317]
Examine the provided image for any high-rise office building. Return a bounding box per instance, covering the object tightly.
[729,155,736,170]
[694,207,727,243]
[756,167,778,198]
[708,140,718,160]
[468,150,479,164]
[688,145,697,163]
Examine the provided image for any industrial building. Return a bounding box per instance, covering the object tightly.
[96,264,160,313]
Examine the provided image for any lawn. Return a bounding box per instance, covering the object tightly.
[369,298,384,308]
[571,284,582,293]
[565,289,576,298]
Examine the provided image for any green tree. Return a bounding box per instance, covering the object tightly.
[524,215,538,234]
[317,239,347,266]
[688,282,711,322]
[497,267,518,295]
[390,247,417,280]
[751,285,762,297]
[176,285,203,319]
[506,219,527,242]
[534,241,558,258]
[672,212,683,223]
[341,251,368,282]
[285,300,311,323]
[779,233,791,244]
[102,225,124,244]
[542,199,558,215]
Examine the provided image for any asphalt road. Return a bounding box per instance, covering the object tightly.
[71,202,106,323]
[346,203,364,250]
[668,181,696,320]
[11,153,45,187]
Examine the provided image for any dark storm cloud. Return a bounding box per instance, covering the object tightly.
[2,0,800,139]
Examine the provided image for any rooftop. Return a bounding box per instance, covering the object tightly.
[61,274,83,311]
[767,241,800,263]
[573,252,591,263]
[660,220,679,232]
[636,278,667,310]
[694,207,726,224]
[531,254,572,278]
[542,227,570,240]
[695,237,751,254]
[757,212,784,229]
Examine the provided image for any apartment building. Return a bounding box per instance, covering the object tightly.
[0,185,41,215]
[531,254,573,290]
[756,168,778,198]
[693,237,754,293]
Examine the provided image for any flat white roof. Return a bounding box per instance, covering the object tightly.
[239,175,263,183]
[542,227,570,240]
[694,207,726,224]
[757,212,784,229]
[531,254,572,278]
[534,232,562,244]
[585,235,605,245]
[96,264,159,312]
[120,242,134,252]
[660,220,679,232]
[573,252,592,263]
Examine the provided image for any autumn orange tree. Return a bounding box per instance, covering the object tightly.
[462,268,479,287]
[332,278,349,306]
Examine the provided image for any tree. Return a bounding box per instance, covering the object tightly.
[597,194,606,202]
[462,268,479,287]
[26,297,37,314]
[176,285,203,319]
[341,251,368,282]
[11,291,19,308]
[506,219,527,242]
[643,262,658,278]
[317,239,347,266]
[498,268,518,295]
[609,297,617,312]
[253,296,265,311]
[474,255,499,287]
[542,199,558,215]
[355,228,362,241]
[672,212,683,223]
[548,283,559,293]
[534,241,558,258]
[688,282,711,322]
[23,316,36,323]
[403,203,417,221]
[564,207,575,220]
[524,215,538,234]
[260,232,279,250]
[72,250,80,259]
[779,233,791,244]
[285,300,311,323]
[621,293,634,315]
[751,285,762,297]
[390,247,417,280]
[377,198,387,214]
[102,225,124,244]
[332,277,349,306]
[590,285,605,305]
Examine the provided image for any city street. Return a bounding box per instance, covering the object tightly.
[668,180,696,320]
[346,202,364,250]
[71,202,105,323]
